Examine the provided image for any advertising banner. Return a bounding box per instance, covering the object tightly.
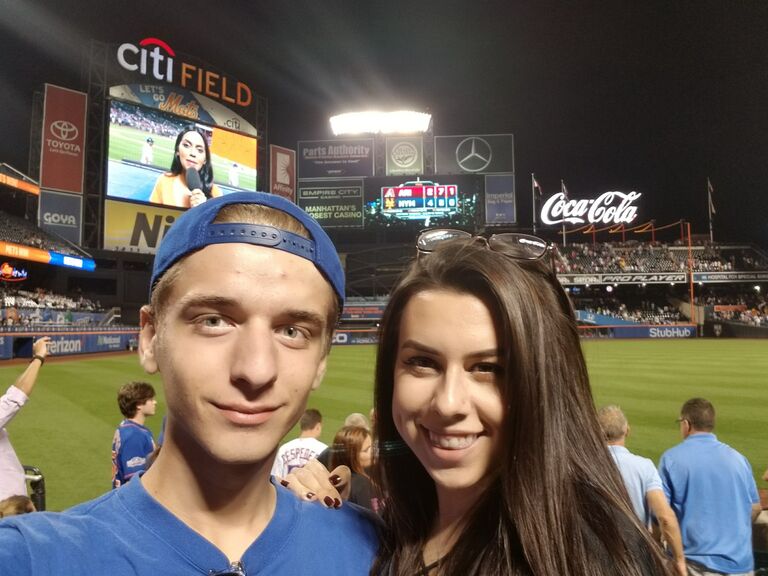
[114,38,258,118]
[297,180,364,228]
[38,190,82,245]
[484,174,516,225]
[331,329,379,346]
[298,139,374,179]
[109,84,258,136]
[104,199,182,253]
[559,273,686,285]
[385,136,423,176]
[435,134,514,175]
[0,331,139,360]
[270,145,296,201]
[40,84,88,194]
[0,173,39,196]
[341,303,387,321]
[693,271,768,283]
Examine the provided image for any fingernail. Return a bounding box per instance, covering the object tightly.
[280,479,290,487]
[334,498,342,509]
[329,474,341,485]
[306,492,315,500]
[323,496,334,507]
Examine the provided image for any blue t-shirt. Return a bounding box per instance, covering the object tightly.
[111,419,155,488]
[659,433,759,573]
[608,445,663,527]
[0,476,379,575]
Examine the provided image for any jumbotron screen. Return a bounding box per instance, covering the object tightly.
[364,174,480,230]
[105,100,258,205]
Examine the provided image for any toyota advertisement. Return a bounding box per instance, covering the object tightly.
[40,84,88,194]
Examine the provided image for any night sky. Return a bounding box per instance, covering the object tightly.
[1,0,766,245]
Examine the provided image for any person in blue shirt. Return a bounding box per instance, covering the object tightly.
[0,193,378,576]
[598,404,686,575]
[659,397,760,576]
[111,381,157,488]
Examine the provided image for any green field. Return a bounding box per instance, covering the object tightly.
[1,339,766,511]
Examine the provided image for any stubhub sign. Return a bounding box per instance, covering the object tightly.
[649,326,695,339]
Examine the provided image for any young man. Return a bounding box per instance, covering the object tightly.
[271,408,327,478]
[0,192,379,575]
[111,381,157,488]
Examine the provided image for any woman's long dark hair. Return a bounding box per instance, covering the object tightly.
[372,240,671,576]
[168,125,215,195]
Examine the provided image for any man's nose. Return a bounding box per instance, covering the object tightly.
[229,323,279,393]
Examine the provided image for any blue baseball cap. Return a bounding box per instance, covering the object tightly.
[150,192,344,305]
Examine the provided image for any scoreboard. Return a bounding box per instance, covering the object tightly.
[381,181,459,220]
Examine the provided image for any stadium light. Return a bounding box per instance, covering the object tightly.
[329,110,432,135]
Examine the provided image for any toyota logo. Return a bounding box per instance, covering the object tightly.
[50,120,79,141]
[455,137,492,172]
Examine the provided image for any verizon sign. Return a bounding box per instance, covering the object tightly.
[541,191,641,225]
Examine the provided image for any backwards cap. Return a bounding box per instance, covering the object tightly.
[150,192,344,305]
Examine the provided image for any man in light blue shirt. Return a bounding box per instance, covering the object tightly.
[598,405,686,576]
[659,398,760,576]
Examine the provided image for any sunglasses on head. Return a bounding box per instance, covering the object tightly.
[416,229,554,271]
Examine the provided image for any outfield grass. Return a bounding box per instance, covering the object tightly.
[1,339,765,511]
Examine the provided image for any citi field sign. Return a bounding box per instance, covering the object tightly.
[541,191,641,226]
[116,38,252,108]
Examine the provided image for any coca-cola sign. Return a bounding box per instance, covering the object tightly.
[540,191,641,225]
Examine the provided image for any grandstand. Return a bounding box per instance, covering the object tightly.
[335,238,768,341]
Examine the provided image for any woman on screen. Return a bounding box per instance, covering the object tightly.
[149,126,222,208]
[285,231,672,575]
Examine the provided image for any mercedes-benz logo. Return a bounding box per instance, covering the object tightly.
[455,136,492,172]
[50,120,78,141]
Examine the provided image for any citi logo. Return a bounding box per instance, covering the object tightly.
[117,38,175,82]
[43,212,77,227]
[50,120,78,141]
[116,37,252,107]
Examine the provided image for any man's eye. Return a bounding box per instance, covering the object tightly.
[194,315,230,331]
[280,326,309,340]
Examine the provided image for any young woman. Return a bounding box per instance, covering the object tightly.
[284,230,672,575]
[329,425,375,510]
[149,126,222,208]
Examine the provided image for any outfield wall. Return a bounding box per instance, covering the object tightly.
[332,324,698,345]
[0,330,139,360]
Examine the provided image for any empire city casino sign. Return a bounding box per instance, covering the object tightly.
[116,38,252,108]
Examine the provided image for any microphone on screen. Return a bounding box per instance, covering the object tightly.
[185,167,208,198]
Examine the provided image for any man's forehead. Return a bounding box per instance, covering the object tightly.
[169,243,335,307]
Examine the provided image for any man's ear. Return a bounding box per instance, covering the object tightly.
[310,356,327,391]
[139,305,159,374]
